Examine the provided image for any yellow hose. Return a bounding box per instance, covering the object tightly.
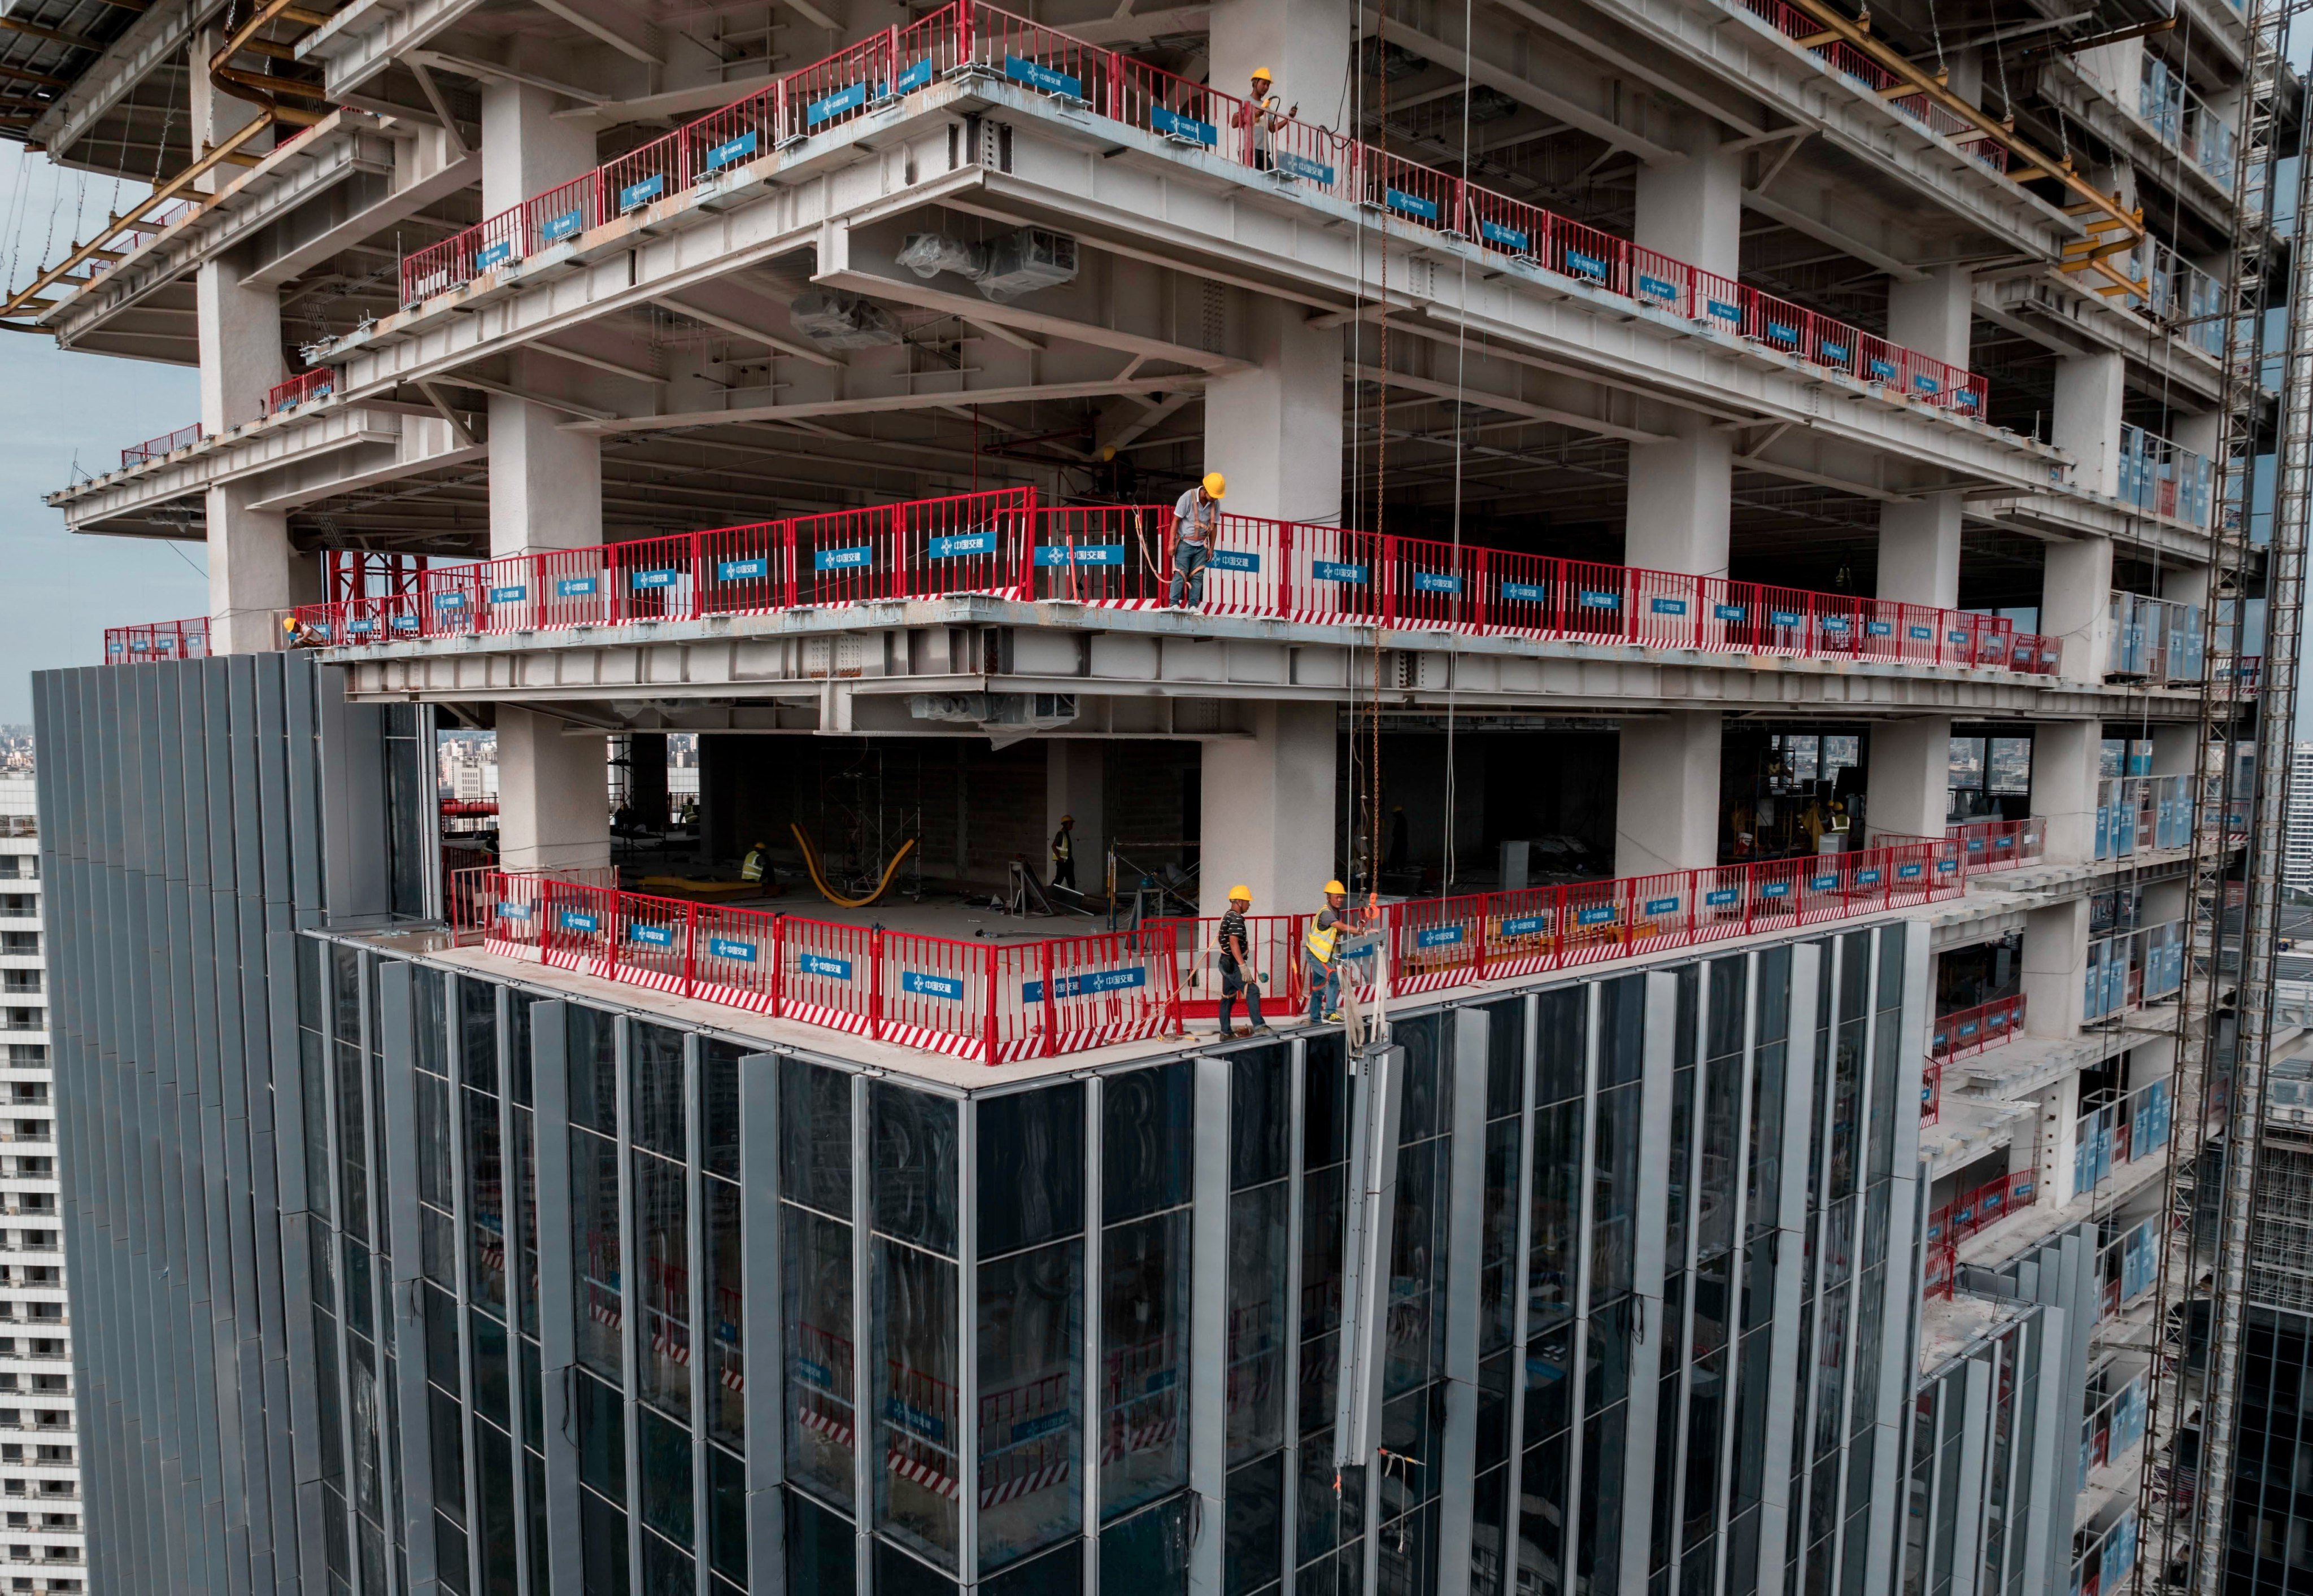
[789,822,917,909]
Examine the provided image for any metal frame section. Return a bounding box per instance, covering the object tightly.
[311,90,2061,495]
[333,617,2193,727]
[32,652,356,1596]
[2141,0,2313,1583]
[286,910,1921,1596]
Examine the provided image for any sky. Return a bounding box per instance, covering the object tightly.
[0,141,206,727]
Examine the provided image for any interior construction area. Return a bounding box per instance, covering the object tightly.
[15,0,2302,1591]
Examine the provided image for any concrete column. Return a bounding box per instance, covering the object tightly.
[188,25,266,194]
[625,732,668,830]
[2030,721,2101,866]
[1200,298,1342,525]
[197,256,282,437]
[1614,712,1722,877]
[1865,718,1952,841]
[1625,416,1732,579]
[2040,1071,2084,1205]
[1624,136,1741,580]
[483,81,604,557]
[206,481,317,653]
[1198,702,1335,919]
[498,709,610,873]
[1045,742,1104,893]
[2052,352,2127,496]
[1878,495,1963,611]
[2042,537,2115,685]
[1888,267,1974,368]
[2022,897,2090,1041]
[1635,135,1742,277]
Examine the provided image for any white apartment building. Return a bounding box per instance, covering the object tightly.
[0,780,82,1595]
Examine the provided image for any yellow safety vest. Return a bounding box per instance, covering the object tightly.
[1306,921,1339,965]
[1052,830,1071,861]
[742,849,766,882]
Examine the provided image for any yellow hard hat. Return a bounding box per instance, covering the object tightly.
[1203,471,1226,499]
[1250,66,1274,81]
[1323,879,1347,895]
[281,616,297,633]
[1229,884,1252,902]
[1061,814,1074,823]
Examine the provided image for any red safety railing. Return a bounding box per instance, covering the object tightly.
[268,369,335,415]
[103,618,211,662]
[384,1,1994,416]
[121,424,203,468]
[1921,1061,1942,1127]
[1156,838,1961,1007]
[1924,1166,2040,1257]
[289,491,2053,684]
[1929,995,2025,1061]
[1948,817,2045,871]
[460,869,1180,1064]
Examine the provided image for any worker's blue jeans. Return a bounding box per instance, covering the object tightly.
[1219,962,1264,1034]
[1169,540,1211,607]
[1306,952,1339,1024]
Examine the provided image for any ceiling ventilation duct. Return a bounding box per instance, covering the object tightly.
[896,226,1078,302]
[789,289,903,347]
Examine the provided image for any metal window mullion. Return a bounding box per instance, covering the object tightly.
[1281,1042,1305,1596]
[617,1020,643,1596]
[1825,941,1882,1589]
[957,1094,980,1582]
[447,980,482,1596]
[1790,938,1841,1573]
[1084,1073,1105,1596]
[1708,954,1762,1596]
[738,1047,786,1593]
[851,1071,873,1596]
[685,1035,710,1596]
[497,988,534,1596]
[1499,996,1538,1596]
[322,942,361,1591]
[1565,982,1603,1590]
[1665,975,1710,1594]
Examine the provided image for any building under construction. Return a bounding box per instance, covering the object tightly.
[14,0,2313,1592]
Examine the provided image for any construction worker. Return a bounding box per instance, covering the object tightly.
[1230,68,1298,170]
[1217,885,1273,1037]
[742,840,770,885]
[1305,878,1354,1025]
[1051,814,1077,893]
[1169,472,1225,609]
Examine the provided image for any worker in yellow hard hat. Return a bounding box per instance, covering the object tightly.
[1217,884,1273,1037]
[1231,67,1299,171]
[1306,877,1355,1025]
[1050,813,1077,894]
[1168,471,1226,609]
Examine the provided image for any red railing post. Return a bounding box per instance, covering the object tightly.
[783,520,799,608]
[1039,938,1059,1057]
[982,942,1001,1065]
[869,926,886,1041]
[771,914,788,1018]
[681,904,699,998]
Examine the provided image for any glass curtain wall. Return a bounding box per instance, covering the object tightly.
[307,922,1911,1596]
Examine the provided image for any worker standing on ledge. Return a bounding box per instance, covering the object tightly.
[1217,886,1273,1037]
[1051,814,1077,893]
[1231,68,1297,169]
[742,840,770,885]
[1169,471,1225,609]
[1305,878,1356,1026]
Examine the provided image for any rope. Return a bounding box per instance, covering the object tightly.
[1368,16,1388,923]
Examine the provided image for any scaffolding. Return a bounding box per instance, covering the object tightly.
[2138,0,2313,1586]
